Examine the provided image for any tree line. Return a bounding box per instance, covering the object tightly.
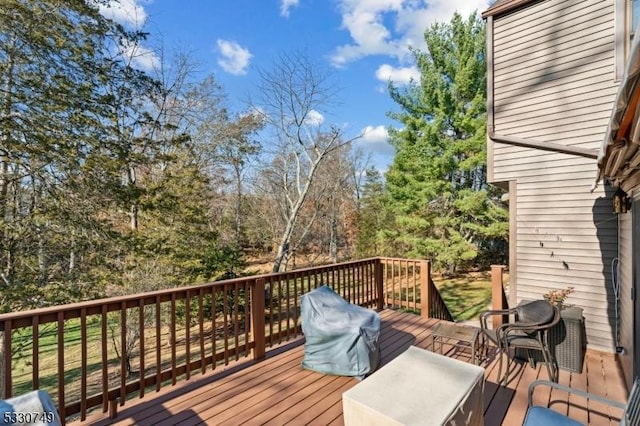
[0,1,507,314]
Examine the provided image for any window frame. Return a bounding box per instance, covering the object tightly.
[616,0,639,80]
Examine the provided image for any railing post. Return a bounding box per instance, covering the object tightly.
[251,278,266,360]
[491,265,508,328]
[420,261,431,319]
[375,260,384,311]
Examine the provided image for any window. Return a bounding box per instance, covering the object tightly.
[632,0,640,39]
[616,0,640,79]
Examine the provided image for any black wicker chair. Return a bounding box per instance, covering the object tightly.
[480,300,560,386]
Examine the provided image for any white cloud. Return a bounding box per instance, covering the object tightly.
[280,0,300,17]
[304,110,325,126]
[361,125,389,145]
[94,0,148,29]
[359,125,395,167]
[330,0,490,67]
[94,1,159,71]
[120,39,159,71]
[375,63,420,84]
[217,40,253,75]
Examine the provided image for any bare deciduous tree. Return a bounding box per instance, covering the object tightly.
[251,51,360,272]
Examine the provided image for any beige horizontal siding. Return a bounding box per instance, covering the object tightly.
[494,162,603,178]
[515,171,602,184]
[496,94,615,128]
[519,233,617,245]
[496,80,618,110]
[494,4,613,62]
[491,0,619,352]
[493,125,609,146]
[517,200,613,210]
[495,109,614,140]
[517,183,609,194]
[494,61,613,103]
[618,210,632,386]
[493,0,611,43]
[500,158,601,172]
[495,24,613,75]
[517,236,617,248]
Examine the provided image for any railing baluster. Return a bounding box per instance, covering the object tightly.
[370,261,375,306]
[344,268,349,302]
[101,305,108,412]
[80,309,87,420]
[413,263,418,312]
[366,262,371,306]
[372,261,376,306]
[285,276,291,341]
[353,265,357,303]
[293,273,299,336]
[267,277,274,347]
[405,260,409,309]
[352,264,356,304]
[343,267,348,302]
[243,280,250,357]
[199,288,205,374]
[185,290,191,380]
[57,311,65,424]
[389,260,393,307]
[212,286,217,370]
[355,265,359,304]
[138,298,145,398]
[223,284,229,365]
[170,294,177,385]
[276,279,282,345]
[32,316,39,391]
[233,283,240,360]
[363,263,369,306]
[120,301,126,405]
[155,296,161,392]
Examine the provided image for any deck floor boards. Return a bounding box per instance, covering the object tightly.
[74,309,628,426]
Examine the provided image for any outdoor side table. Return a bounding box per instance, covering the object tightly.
[342,346,485,426]
[431,322,481,365]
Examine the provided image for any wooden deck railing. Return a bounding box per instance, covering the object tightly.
[0,257,449,424]
[380,258,454,321]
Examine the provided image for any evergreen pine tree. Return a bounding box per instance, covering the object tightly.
[384,12,507,273]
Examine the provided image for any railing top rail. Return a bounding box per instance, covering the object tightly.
[377,257,427,263]
[0,257,383,325]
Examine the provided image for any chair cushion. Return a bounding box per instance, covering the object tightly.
[523,406,584,426]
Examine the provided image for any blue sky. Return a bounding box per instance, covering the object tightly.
[99,0,490,171]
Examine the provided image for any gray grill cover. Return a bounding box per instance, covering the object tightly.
[300,285,381,379]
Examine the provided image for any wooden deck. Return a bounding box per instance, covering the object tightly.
[75,309,628,426]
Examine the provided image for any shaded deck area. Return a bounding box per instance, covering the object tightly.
[76,309,627,425]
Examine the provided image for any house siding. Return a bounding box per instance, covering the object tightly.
[618,208,632,386]
[489,0,619,352]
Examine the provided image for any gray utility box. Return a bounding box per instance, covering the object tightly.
[516,305,585,373]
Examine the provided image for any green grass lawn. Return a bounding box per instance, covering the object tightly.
[433,273,494,321]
